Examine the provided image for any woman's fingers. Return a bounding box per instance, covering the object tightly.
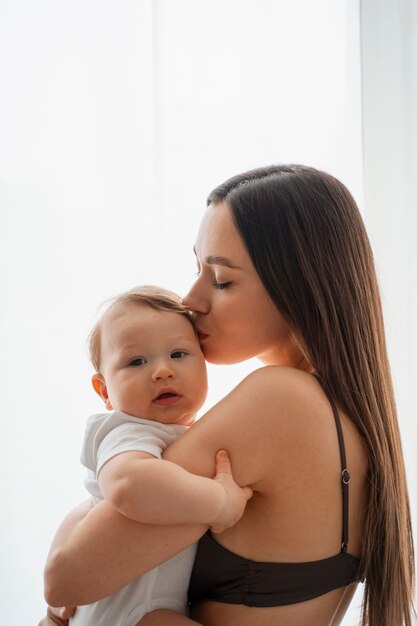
[38,615,66,626]
[38,605,75,625]
[57,607,76,619]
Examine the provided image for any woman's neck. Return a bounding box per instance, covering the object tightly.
[258,337,314,373]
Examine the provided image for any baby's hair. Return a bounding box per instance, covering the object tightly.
[88,285,195,373]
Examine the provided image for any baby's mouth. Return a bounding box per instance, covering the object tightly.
[153,391,182,407]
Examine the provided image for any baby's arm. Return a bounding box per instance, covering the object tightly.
[99,449,252,533]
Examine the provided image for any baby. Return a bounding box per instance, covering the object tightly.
[70,285,251,626]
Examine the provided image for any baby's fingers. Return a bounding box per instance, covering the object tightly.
[243,486,253,501]
[215,449,232,475]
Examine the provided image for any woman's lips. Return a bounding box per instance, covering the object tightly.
[196,328,209,341]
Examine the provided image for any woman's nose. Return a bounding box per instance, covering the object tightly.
[183,279,210,314]
[151,360,175,381]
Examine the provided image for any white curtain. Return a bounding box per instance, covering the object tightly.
[360,0,417,565]
[1,1,414,623]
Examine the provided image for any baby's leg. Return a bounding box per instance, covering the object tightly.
[137,609,203,626]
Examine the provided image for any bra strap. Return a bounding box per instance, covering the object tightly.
[329,398,350,552]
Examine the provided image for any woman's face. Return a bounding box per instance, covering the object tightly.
[183,202,301,366]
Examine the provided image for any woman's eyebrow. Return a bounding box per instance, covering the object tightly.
[206,255,242,269]
[192,247,242,269]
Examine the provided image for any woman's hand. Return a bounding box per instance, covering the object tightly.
[38,606,75,625]
[209,450,253,534]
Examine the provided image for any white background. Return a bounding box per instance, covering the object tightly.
[0,1,415,624]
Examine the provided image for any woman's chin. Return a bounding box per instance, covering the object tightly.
[204,351,251,366]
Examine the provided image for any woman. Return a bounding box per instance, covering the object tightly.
[43,165,414,625]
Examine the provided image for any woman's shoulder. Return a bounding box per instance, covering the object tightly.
[231,365,330,429]
[231,366,367,491]
[238,364,315,392]
[192,365,333,447]
[165,366,335,484]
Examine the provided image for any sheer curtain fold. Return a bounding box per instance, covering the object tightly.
[360,1,417,523]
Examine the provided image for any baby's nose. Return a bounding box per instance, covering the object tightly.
[151,361,175,381]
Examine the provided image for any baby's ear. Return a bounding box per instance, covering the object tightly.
[91,374,113,410]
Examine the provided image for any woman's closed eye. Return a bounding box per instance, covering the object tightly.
[129,357,147,367]
[193,265,232,289]
[212,280,232,290]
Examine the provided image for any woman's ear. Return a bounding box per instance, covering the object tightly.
[91,374,113,410]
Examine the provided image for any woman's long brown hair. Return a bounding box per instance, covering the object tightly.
[208,165,414,625]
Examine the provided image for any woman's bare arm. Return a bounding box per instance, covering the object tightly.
[44,498,206,606]
[43,373,262,607]
[44,446,252,607]
[44,367,310,607]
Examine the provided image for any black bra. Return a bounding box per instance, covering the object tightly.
[188,393,362,607]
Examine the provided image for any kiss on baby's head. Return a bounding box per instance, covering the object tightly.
[89,285,197,374]
[87,285,208,426]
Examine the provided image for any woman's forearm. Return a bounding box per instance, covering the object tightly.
[44,499,206,607]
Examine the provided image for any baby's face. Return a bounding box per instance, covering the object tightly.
[97,303,208,426]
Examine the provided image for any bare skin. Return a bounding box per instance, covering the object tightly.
[40,607,204,626]
[42,203,368,625]
[138,609,203,626]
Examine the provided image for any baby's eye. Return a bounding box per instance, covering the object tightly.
[171,351,187,359]
[129,357,147,367]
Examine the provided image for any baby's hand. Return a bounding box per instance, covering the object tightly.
[210,450,253,534]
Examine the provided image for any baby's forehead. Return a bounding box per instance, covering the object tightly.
[101,301,154,335]
[102,300,138,325]
[101,301,194,342]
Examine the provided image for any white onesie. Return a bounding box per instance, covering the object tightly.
[70,411,197,626]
